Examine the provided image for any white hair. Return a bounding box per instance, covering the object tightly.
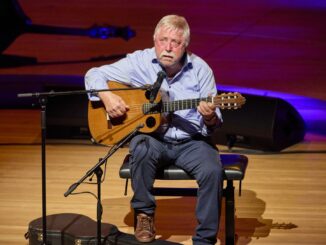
[153,15,190,46]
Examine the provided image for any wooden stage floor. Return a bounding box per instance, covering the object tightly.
[0,133,325,245]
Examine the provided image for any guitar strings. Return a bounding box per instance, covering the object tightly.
[120,95,243,111]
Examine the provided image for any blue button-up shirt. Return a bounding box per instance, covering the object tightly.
[85,47,222,141]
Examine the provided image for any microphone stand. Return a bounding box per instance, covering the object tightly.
[40,96,47,245]
[17,85,149,245]
[64,124,143,244]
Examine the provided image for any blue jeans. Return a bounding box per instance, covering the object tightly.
[129,134,223,244]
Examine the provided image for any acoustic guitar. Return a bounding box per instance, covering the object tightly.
[88,81,246,146]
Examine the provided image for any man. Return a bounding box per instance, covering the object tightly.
[85,15,223,245]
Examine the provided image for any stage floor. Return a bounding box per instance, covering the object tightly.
[0,134,325,245]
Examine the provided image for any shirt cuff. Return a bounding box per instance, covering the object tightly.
[201,116,223,136]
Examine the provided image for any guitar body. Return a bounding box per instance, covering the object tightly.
[88,81,161,145]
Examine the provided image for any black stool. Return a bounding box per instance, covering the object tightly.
[119,153,248,245]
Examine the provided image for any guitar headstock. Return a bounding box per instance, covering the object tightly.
[214,92,246,109]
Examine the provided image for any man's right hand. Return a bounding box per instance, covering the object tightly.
[98,91,129,118]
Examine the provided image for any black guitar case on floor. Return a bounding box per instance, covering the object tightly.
[25,213,181,245]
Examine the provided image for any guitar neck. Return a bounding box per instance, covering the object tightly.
[143,97,212,114]
[162,97,212,112]
[143,92,244,114]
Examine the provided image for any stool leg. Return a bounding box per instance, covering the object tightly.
[225,180,235,245]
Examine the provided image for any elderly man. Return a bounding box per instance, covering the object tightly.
[85,14,223,245]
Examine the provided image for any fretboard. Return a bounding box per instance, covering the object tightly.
[143,97,212,114]
[162,97,212,112]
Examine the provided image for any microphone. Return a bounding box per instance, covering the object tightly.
[149,71,166,103]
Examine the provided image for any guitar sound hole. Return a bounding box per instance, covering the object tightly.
[146,117,156,128]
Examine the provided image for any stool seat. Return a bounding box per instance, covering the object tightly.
[119,154,248,181]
